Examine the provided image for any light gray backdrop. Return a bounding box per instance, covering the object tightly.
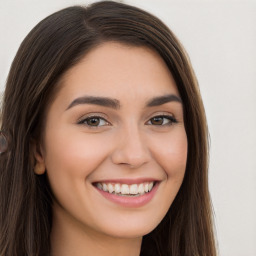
[0,0,255,255]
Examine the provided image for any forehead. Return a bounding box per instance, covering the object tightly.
[56,42,179,104]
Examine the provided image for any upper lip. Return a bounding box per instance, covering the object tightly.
[93,178,160,185]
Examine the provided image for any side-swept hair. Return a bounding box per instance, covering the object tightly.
[0,1,217,255]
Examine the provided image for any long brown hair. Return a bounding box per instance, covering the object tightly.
[0,1,217,255]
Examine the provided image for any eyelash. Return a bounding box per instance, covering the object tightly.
[77,115,110,127]
[77,114,177,128]
[146,115,178,126]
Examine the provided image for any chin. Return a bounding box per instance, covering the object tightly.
[97,216,161,239]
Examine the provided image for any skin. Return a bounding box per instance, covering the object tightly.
[34,42,187,256]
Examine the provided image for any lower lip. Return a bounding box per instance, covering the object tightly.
[94,183,159,207]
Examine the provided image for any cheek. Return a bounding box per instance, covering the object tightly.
[151,128,187,178]
[43,129,110,181]
[42,129,113,219]
[145,128,187,225]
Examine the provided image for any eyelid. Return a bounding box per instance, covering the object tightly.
[146,113,178,126]
[77,113,111,127]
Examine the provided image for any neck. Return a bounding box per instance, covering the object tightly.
[50,203,142,256]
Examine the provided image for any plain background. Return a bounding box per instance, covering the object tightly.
[0,0,255,255]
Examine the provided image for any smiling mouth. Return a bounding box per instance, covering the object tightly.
[93,181,156,197]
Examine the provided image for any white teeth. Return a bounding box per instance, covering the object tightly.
[114,183,121,193]
[95,181,155,196]
[144,183,149,192]
[103,183,108,192]
[121,184,129,194]
[108,183,114,193]
[148,182,153,191]
[130,184,138,194]
[138,183,145,195]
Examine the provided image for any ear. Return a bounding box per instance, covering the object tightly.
[31,139,46,175]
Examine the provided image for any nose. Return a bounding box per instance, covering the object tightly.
[111,125,151,169]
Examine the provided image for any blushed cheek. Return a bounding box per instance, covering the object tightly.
[153,131,187,178]
[43,132,110,180]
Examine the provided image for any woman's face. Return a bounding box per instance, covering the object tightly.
[38,42,187,239]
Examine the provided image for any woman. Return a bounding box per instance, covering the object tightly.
[0,1,217,255]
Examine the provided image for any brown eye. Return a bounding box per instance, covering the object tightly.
[87,117,100,126]
[78,116,109,127]
[151,116,164,125]
[147,115,177,126]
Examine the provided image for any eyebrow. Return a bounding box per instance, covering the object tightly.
[66,94,182,110]
[146,94,182,107]
[66,96,121,110]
